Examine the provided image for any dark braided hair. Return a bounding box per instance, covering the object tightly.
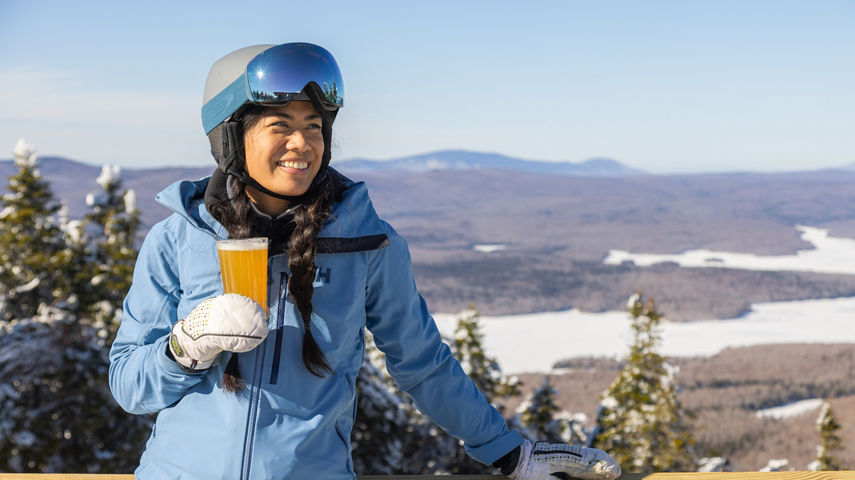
[287,180,334,377]
[208,104,335,391]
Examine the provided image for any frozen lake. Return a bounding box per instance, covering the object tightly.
[434,295,855,373]
[434,225,855,374]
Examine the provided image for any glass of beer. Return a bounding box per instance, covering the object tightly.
[216,237,269,314]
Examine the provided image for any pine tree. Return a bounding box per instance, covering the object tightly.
[520,376,563,442]
[512,376,591,445]
[813,399,844,471]
[592,293,695,472]
[0,139,76,320]
[0,305,152,472]
[79,165,140,339]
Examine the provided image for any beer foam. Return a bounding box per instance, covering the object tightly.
[216,238,268,251]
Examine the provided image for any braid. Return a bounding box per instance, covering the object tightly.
[207,175,253,392]
[288,175,335,376]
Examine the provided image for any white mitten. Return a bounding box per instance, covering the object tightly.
[510,440,621,480]
[168,294,268,371]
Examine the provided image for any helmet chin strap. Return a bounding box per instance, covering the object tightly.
[225,164,327,203]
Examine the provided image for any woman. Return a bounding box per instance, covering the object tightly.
[108,42,620,480]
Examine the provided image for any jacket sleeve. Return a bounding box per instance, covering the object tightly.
[364,222,523,466]
[108,222,207,414]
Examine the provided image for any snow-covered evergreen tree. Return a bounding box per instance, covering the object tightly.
[810,399,844,471]
[511,376,591,445]
[0,139,77,321]
[0,305,152,472]
[592,293,695,472]
[519,376,563,442]
[79,165,140,339]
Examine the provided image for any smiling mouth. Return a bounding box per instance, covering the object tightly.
[277,160,309,169]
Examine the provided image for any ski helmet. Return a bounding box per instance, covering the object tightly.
[202,42,344,201]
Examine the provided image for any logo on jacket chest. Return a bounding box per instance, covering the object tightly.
[312,265,331,287]
[280,265,331,302]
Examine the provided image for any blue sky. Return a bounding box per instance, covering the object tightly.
[1,0,852,173]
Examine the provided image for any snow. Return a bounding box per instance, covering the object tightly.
[13,138,37,168]
[85,192,107,207]
[473,244,506,253]
[12,277,40,294]
[760,458,791,472]
[12,430,37,447]
[697,457,727,472]
[433,295,855,373]
[755,398,823,420]
[124,188,137,213]
[96,164,121,189]
[604,225,855,275]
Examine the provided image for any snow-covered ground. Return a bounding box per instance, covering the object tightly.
[473,243,506,253]
[604,225,855,275]
[433,295,855,373]
[755,398,823,420]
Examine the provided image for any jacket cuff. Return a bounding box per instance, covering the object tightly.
[465,429,524,466]
[156,335,208,376]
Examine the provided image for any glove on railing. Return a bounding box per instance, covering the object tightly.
[509,439,622,480]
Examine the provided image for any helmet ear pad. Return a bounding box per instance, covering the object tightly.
[208,121,244,174]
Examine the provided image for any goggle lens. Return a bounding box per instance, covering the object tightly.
[246,43,344,109]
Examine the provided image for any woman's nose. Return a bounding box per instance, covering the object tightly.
[287,131,309,151]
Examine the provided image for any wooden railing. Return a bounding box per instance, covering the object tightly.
[1,474,855,479]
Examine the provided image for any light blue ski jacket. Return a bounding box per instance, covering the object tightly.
[109,171,522,479]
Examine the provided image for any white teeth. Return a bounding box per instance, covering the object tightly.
[277,161,308,169]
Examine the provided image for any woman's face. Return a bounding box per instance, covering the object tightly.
[243,101,324,215]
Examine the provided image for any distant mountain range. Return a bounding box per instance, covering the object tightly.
[0,151,641,223]
[336,150,644,176]
[5,150,855,322]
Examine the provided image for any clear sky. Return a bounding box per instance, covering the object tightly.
[1,0,852,173]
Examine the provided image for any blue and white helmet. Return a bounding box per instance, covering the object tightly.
[202,43,344,199]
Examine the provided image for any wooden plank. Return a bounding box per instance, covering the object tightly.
[0,474,854,479]
[639,474,855,479]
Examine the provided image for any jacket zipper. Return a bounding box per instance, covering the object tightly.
[269,271,288,384]
[240,341,266,480]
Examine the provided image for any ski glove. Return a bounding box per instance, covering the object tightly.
[509,439,621,480]
[168,294,268,371]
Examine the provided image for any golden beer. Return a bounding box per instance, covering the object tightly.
[216,237,269,314]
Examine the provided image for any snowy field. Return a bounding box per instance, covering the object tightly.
[755,398,824,420]
[604,225,855,275]
[433,295,855,373]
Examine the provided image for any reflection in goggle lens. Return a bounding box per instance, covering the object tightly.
[246,43,344,109]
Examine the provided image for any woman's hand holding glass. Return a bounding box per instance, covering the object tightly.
[168,294,268,371]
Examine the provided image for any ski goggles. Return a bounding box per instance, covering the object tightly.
[202,42,344,134]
